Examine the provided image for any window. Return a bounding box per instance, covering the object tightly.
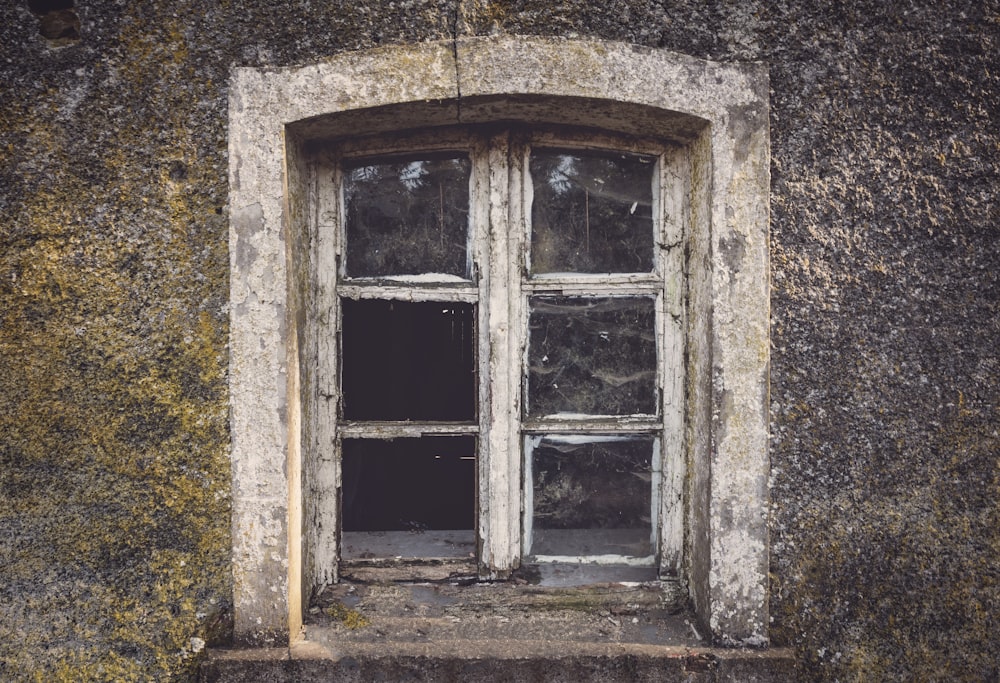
[313,128,686,582]
[229,36,770,647]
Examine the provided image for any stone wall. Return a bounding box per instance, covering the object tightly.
[1,1,996,680]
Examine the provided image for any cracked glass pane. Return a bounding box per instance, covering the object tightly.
[529,150,655,274]
[527,296,657,417]
[341,300,476,421]
[344,155,471,278]
[527,435,654,558]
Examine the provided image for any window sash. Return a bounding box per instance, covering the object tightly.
[314,127,685,579]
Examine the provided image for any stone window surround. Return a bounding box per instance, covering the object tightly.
[228,35,770,647]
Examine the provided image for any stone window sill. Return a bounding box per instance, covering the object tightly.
[202,580,798,681]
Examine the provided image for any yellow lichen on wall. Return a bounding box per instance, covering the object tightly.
[1,2,231,679]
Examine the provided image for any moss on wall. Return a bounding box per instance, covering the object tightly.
[0,0,997,680]
[0,1,454,679]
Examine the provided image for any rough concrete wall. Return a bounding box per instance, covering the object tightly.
[759,4,999,680]
[0,0,996,681]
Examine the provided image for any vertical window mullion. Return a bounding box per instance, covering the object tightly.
[507,134,527,571]
[479,131,522,576]
[472,137,493,574]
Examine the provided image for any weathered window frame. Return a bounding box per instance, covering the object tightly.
[313,126,685,581]
[229,36,770,647]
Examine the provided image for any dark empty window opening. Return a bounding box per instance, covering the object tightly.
[341,300,476,422]
[340,437,476,560]
[339,300,477,561]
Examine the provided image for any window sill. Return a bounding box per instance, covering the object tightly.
[202,584,798,681]
[305,577,693,642]
[202,578,799,681]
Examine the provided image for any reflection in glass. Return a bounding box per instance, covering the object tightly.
[527,296,657,417]
[526,435,654,558]
[530,150,655,274]
[344,155,471,278]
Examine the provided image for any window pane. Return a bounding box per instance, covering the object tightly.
[341,300,476,421]
[526,296,657,417]
[341,437,476,560]
[530,150,654,274]
[526,435,654,558]
[344,155,471,278]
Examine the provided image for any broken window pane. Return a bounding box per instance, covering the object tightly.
[526,435,654,558]
[344,155,471,278]
[529,150,654,274]
[526,296,657,417]
[341,437,476,559]
[341,300,476,421]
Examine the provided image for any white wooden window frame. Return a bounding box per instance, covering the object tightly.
[313,127,685,580]
[229,36,769,647]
